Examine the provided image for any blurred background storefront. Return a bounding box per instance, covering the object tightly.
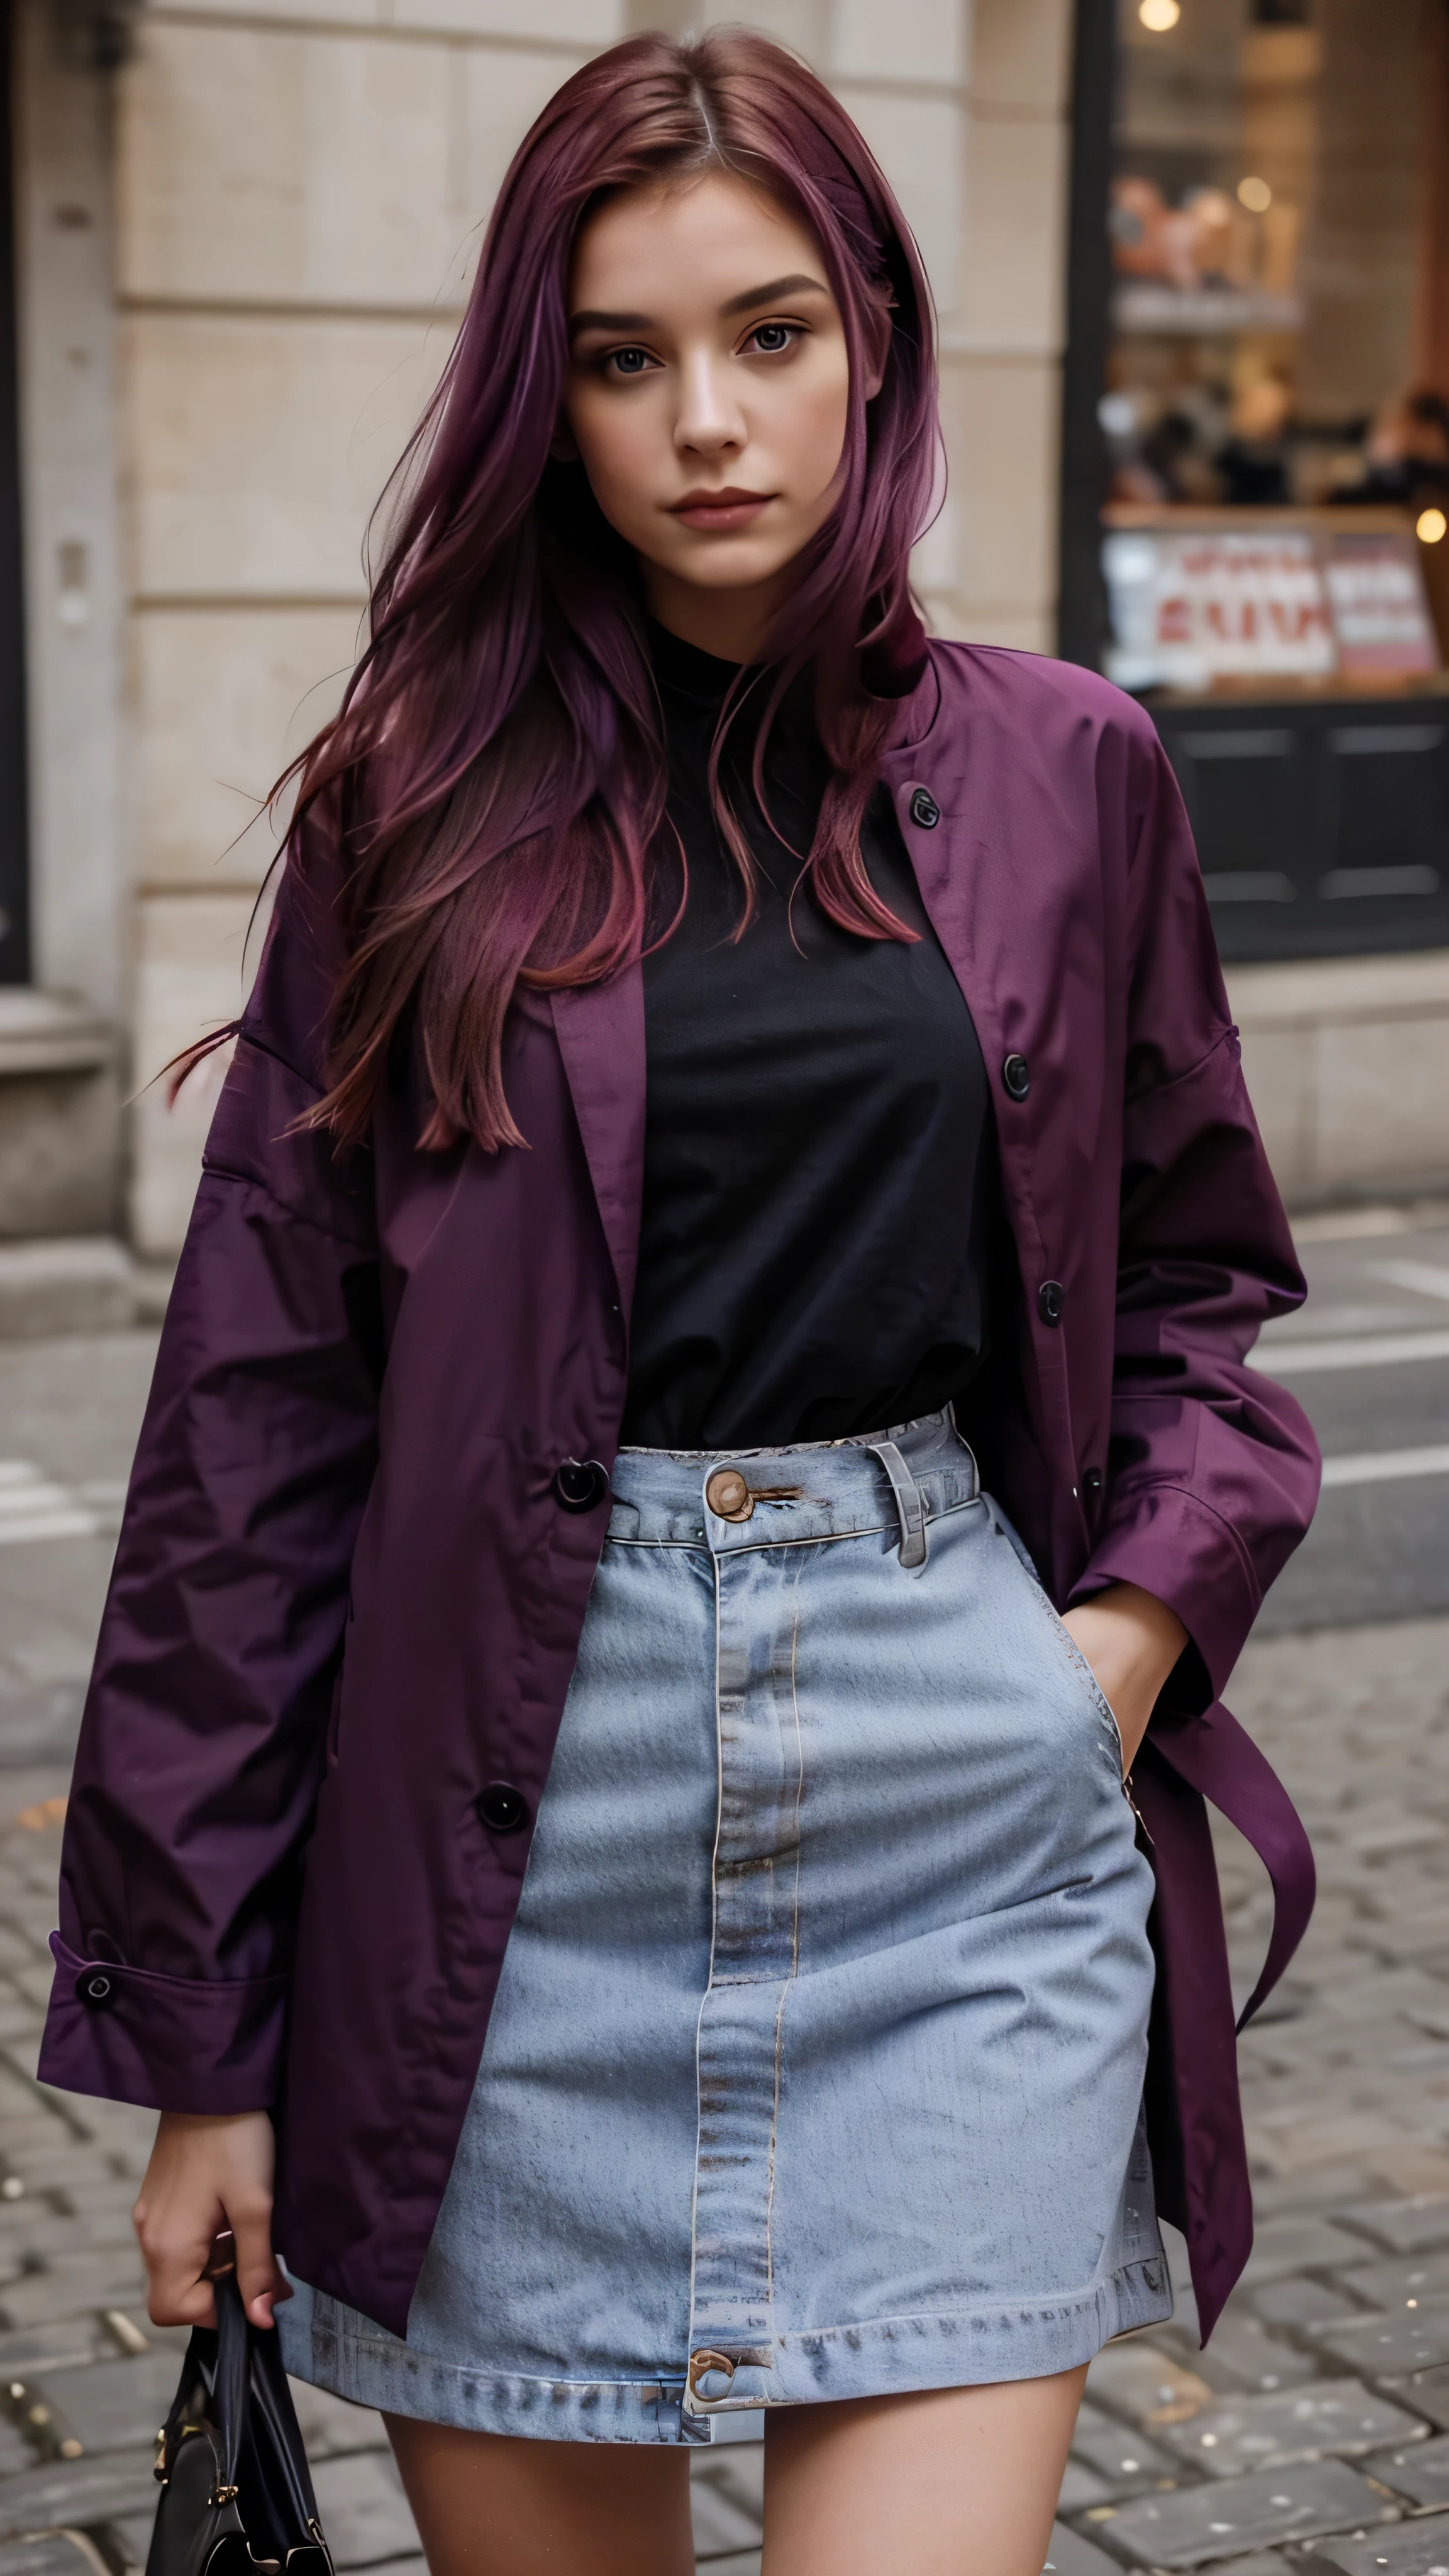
[0,0,1443,1326]
[1063,0,1449,1209]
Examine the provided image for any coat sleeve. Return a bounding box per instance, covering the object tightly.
[1066,715,1322,1702]
[38,824,382,2113]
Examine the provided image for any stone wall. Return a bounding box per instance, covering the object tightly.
[14,0,1074,1258]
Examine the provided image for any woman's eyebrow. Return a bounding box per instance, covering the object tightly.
[569,307,652,338]
[568,274,830,338]
[719,272,829,317]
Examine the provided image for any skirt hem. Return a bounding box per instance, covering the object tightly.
[279,2250,1174,2447]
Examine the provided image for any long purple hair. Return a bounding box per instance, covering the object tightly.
[292,27,941,1152]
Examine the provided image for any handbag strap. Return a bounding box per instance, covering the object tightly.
[209,2269,250,2500]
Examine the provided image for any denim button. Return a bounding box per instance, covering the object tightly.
[553,1458,609,1513]
[79,1971,114,2008]
[705,1468,753,1523]
[1002,1053,1030,1101]
[476,1782,530,1835]
[909,788,940,830]
[1038,1280,1065,1325]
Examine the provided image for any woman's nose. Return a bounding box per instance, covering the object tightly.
[674,350,745,457]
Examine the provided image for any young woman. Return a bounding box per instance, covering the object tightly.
[39,31,1319,2576]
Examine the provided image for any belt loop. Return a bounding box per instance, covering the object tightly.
[868,1440,928,1570]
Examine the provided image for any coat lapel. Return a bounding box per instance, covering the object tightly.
[550,968,647,1321]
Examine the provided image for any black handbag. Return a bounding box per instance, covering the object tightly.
[146,2264,334,2576]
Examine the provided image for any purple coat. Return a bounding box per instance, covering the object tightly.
[40,642,1320,2345]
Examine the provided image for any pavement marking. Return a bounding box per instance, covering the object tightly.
[1253,1328,1449,1372]
[0,1460,100,1546]
[1320,1444,1449,1489]
[1372,1259,1449,1305]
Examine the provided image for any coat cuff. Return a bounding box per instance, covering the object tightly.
[38,1935,288,2114]
[1067,1481,1260,1703]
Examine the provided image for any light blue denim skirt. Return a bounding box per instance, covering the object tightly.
[279,1409,1170,2443]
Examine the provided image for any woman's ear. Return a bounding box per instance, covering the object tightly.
[862,301,891,404]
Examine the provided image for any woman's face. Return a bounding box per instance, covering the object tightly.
[561,171,859,658]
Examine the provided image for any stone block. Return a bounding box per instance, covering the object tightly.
[0,2253,148,2329]
[1385,2367,1449,2431]
[1313,2301,1449,2378]
[123,312,453,601]
[969,0,1072,111]
[958,109,1066,355]
[0,1242,134,1340]
[309,2452,422,2568]
[1058,2458,1114,2509]
[285,2379,389,2460]
[0,994,119,1241]
[0,2321,108,2378]
[1085,2341,1213,2427]
[936,355,1059,630]
[1314,1014,1449,1197]
[391,0,618,38]
[131,606,357,891]
[831,0,963,86]
[1336,2258,1449,2312]
[456,47,596,232]
[1069,2397,1182,2494]
[1099,2459,1398,2565]
[119,24,467,308]
[1235,1022,1313,1204]
[1161,2384,1427,2477]
[0,2450,162,2540]
[25,2351,184,2457]
[105,2513,155,2575]
[1043,2528,1126,2575]
[691,2445,763,2557]
[1165,2312,1316,2393]
[1373,2434,1449,2511]
[1310,2518,1449,2576]
[1252,2278,1361,2330]
[128,888,264,1262]
[833,86,963,321]
[0,2544,109,2576]
[1345,2205,1449,2258]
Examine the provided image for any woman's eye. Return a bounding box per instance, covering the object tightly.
[608,347,652,377]
[748,323,796,355]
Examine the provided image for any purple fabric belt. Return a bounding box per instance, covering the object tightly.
[1133,1701,1316,2340]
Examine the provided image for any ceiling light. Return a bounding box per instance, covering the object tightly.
[1238,176,1273,212]
[1418,506,1448,545]
[1139,0,1181,28]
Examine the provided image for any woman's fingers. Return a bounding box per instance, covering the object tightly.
[230,2185,289,2328]
[133,2109,284,2330]
[133,2175,224,2328]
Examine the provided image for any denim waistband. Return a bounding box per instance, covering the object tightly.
[608,1406,980,1560]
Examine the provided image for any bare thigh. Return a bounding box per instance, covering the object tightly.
[384,2412,695,2576]
[762,2366,1089,2576]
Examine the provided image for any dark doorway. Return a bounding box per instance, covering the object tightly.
[0,0,28,984]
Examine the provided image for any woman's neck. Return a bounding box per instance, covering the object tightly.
[641,558,797,665]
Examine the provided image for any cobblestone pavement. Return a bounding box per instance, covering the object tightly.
[9,1345,1449,2571]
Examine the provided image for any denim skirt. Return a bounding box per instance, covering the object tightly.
[279,1409,1170,2444]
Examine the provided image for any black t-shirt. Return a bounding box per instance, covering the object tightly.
[619,622,997,1450]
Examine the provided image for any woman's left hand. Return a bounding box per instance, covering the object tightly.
[1060,1580,1189,1775]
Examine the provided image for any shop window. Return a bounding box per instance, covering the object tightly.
[1066,0,1449,962]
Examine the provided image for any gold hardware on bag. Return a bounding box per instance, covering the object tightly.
[209,2484,240,2507]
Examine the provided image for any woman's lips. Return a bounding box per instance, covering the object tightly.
[669,491,774,531]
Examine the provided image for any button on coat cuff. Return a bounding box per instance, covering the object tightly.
[38,1933,289,2114]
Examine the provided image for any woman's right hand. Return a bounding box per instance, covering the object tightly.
[133,2109,291,2330]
